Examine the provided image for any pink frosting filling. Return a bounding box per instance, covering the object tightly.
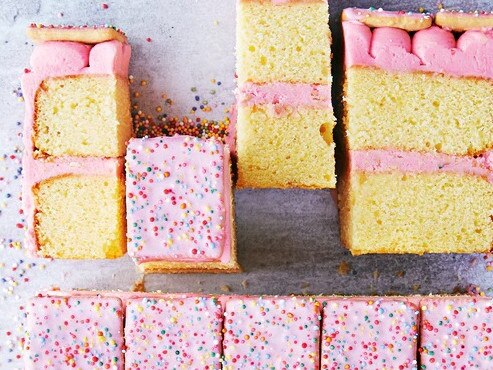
[21,40,131,254]
[125,136,233,264]
[343,21,493,78]
[238,82,332,109]
[351,149,493,183]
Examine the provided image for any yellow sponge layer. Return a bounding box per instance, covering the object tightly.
[237,0,331,84]
[34,175,126,259]
[34,75,132,158]
[339,171,493,254]
[345,67,493,155]
[237,105,335,188]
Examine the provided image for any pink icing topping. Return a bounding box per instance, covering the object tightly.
[350,149,493,183]
[125,297,223,369]
[343,21,493,78]
[21,40,131,254]
[238,82,332,109]
[24,296,124,370]
[321,298,419,369]
[125,136,233,264]
[222,296,320,369]
[420,297,493,369]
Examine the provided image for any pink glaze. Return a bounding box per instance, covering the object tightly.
[420,296,493,369]
[125,136,233,264]
[125,297,223,369]
[320,297,419,369]
[343,21,493,78]
[25,295,125,370]
[21,40,131,255]
[222,296,321,369]
[238,82,332,109]
[351,149,493,183]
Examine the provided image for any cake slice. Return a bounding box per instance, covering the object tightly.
[21,25,131,258]
[125,135,239,273]
[420,296,493,368]
[24,295,125,370]
[125,296,223,369]
[339,8,493,254]
[222,296,321,369]
[321,297,419,369]
[235,0,336,188]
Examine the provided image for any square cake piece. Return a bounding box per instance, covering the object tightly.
[321,297,419,369]
[222,296,321,369]
[420,296,493,369]
[126,135,239,273]
[125,296,223,369]
[22,25,131,259]
[24,295,125,370]
[235,0,336,189]
[339,8,493,254]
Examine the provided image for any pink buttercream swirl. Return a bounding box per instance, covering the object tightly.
[343,21,493,78]
[351,149,493,183]
[21,40,131,255]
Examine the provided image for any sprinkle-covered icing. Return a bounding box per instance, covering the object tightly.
[125,297,223,369]
[343,20,493,79]
[222,296,321,369]
[420,297,493,369]
[21,39,130,255]
[24,296,124,370]
[125,136,232,263]
[321,298,419,369]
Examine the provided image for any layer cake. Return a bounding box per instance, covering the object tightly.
[22,25,132,258]
[235,0,336,188]
[339,9,493,254]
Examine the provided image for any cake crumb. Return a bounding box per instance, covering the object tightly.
[338,261,351,276]
[220,284,231,293]
[241,279,248,289]
[131,276,145,292]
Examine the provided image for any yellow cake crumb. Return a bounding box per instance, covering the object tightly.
[345,67,493,155]
[339,171,493,255]
[34,75,132,158]
[236,0,331,84]
[237,105,336,188]
[33,175,126,259]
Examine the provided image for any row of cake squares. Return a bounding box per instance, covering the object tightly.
[22,2,493,264]
[24,291,493,369]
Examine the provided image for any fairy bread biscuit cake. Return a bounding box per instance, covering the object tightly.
[125,135,239,273]
[27,291,493,369]
[339,9,493,254]
[22,25,132,259]
[236,0,336,188]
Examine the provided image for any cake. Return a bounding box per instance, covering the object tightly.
[222,296,321,369]
[235,0,336,189]
[24,291,493,368]
[339,8,493,254]
[420,296,493,369]
[320,297,419,369]
[24,295,125,369]
[22,25,132,258]
[125,296,223,369]
[125,135,239,273]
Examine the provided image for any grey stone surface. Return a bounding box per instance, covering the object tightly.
[0,0,492,367]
